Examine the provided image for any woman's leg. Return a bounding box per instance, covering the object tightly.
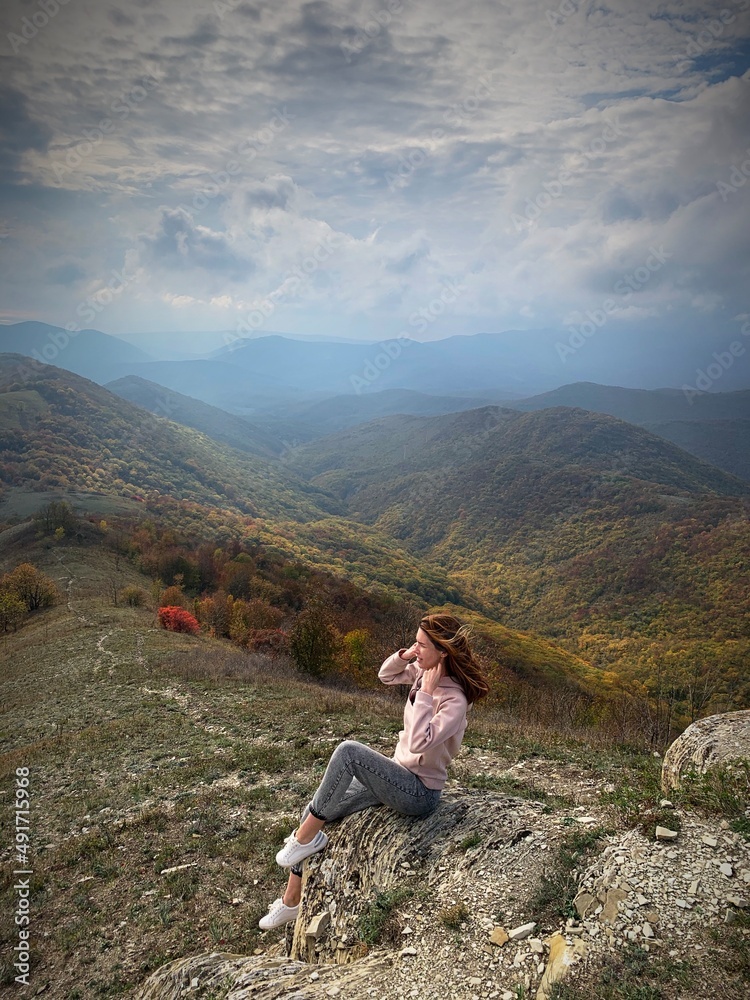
[283,743,440,903]
[306,740,440,825]
[263,742,439,928]
[282,863,304,907]
[295,777,382,844]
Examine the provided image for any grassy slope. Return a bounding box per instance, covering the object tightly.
[0,541,402,995]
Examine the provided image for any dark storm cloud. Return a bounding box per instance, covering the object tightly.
[243,175,297,210]
[45,262,86,285]
[108,10,135,28]
[0,85,52,178]
[140,207,254,281]
[161,15,221,48]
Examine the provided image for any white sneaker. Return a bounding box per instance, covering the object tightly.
[258,897,299,930]
[275,829,328,867]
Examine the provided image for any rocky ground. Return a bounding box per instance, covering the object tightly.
[136,775,750,1000]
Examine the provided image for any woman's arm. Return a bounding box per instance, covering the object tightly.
[378,648,419,686]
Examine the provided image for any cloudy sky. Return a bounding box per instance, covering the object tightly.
[1,0,749,367]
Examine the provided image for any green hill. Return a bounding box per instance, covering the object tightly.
[641,418,750,482]
[510,382,750,481]
[287,405,750,706]
[0,354,335,520]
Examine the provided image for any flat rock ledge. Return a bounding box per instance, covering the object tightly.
[661,709,750,792]
[133,952,391,1000]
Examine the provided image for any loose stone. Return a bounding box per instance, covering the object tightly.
[655,827,679,841]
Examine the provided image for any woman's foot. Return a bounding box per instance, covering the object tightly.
[275,829,328,867]
[258,896,299,930]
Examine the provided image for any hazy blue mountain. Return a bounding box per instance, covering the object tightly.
[9,320,750,424]
[112,359,281,410]
[210,333,557,396]
[106,375,293,459]
[259,387,499,436]
[0,321,152,383]
[510,381,750,422]
[112,357,348,414]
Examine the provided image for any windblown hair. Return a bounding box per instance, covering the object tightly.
[419,612,489,705]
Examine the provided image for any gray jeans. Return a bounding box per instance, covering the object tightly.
[302,739,441,824]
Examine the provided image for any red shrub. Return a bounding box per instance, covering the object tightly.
[158,605,200,635]
[247,628,289,654]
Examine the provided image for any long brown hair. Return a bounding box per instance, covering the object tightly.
[419,613,489,705]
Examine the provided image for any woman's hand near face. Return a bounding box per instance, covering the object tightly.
[420,661,444,695]
[401,642,418,661]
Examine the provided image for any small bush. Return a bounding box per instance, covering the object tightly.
[678,762,750,824]
[122,586,147,607]
[530,827,607,927]
[358,887,413,945]
[158,585,187,609]
[158,606,200,635]
[438,902,469,929]
[459,832,482,851]
[0,590,27,632]
[2,562,58,611]
[247,628,289,654]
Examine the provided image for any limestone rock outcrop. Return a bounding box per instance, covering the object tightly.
[661,709,750,792]
[136,788,559,998]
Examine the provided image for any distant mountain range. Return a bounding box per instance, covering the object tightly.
[110,373,750,483]
[4,322,749,481]
[0,321,152,383]
[511,380,750,423]
[16,319,750,410]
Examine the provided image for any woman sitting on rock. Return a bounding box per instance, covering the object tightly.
[259,611,490,929]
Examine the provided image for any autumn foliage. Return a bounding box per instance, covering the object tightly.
[158,605,200,635]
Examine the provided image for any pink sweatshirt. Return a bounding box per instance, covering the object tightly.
[378,650,470,791]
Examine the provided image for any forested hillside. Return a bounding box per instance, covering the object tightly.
[0,355,335,520]
[288,406,750,713]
